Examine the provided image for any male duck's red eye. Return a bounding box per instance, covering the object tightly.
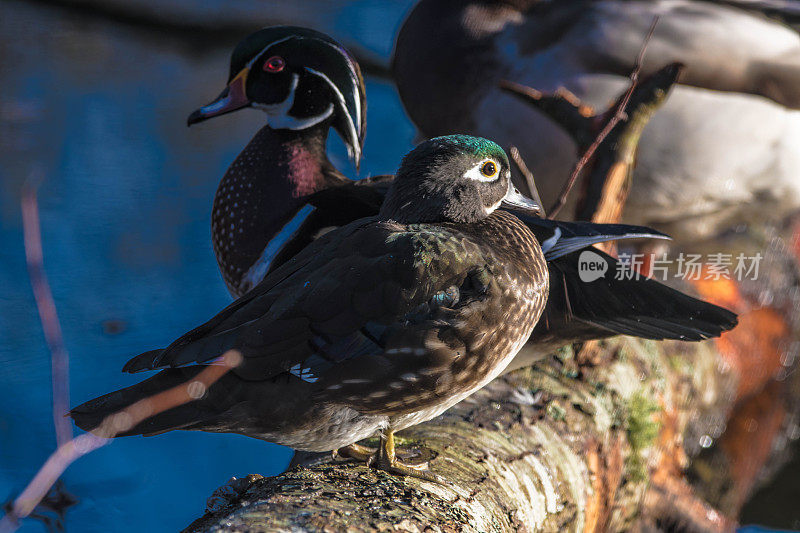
[263,56,285,73]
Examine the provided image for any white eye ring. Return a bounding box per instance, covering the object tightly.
[463,159,501,182]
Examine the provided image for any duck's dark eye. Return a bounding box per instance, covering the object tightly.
[480,161,497,178]
[263,56,285,73]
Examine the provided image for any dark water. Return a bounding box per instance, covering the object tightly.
[0,1,414,531]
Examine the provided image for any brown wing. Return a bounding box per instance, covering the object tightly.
[122,219,502,416]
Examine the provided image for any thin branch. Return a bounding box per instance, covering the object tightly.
[499,82,595,146]
[547,15,660,219]
[642,479,734,532]
[0,351,242,532]
[509,146,546,218]
[7,180,244,531]
[21,175,72,448]
[575,62,683,224]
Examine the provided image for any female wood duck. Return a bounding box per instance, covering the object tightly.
[189,26,737,372]
[71,136,550,480]
[187,26,368,297]
[392,0,800,243]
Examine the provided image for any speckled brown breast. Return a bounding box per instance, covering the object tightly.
[315,210,548,428]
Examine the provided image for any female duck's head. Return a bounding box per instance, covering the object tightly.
[381,135,540,224]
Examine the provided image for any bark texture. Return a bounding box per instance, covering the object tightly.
[183,337,736,532]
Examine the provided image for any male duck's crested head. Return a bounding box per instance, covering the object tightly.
[380,135,540,224]
[188,26,366,166]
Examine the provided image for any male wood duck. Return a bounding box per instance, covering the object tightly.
[71,136,550,480]
[187,26,369,297]
[189,26,737,372]
[392,0,800,244]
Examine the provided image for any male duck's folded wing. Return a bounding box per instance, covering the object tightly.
[535,247,738,345]
[516,215,670,261]
[267,175,394,274]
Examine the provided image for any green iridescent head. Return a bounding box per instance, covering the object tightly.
[380,135,540,224]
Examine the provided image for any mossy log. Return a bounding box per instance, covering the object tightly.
[183,337,737,532]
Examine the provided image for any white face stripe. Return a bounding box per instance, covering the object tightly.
[264,103,333,130]
[253,73,334,130]
[245,36,361,141]
[484,196,504,215]
[247,35,360,136]
[304,66,360,160]
[246,36,361,129]
[250,37,361,132]
[463,158,501,183]
[312,40,362,132]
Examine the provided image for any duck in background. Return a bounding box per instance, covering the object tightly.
[187,26,374,297]
[187,26,737,372]
[392,0,800,245]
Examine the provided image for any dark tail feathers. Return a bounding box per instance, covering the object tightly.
[70,367,214,437]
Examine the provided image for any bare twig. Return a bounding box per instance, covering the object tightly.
[547,16,660,219]
[6,179,244,531]
[642,479,734,532]
[499,82,595,146]
[21,175,72,448]
[0,351,242,533]
[509,146,546,218]
[575,62,683,225]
